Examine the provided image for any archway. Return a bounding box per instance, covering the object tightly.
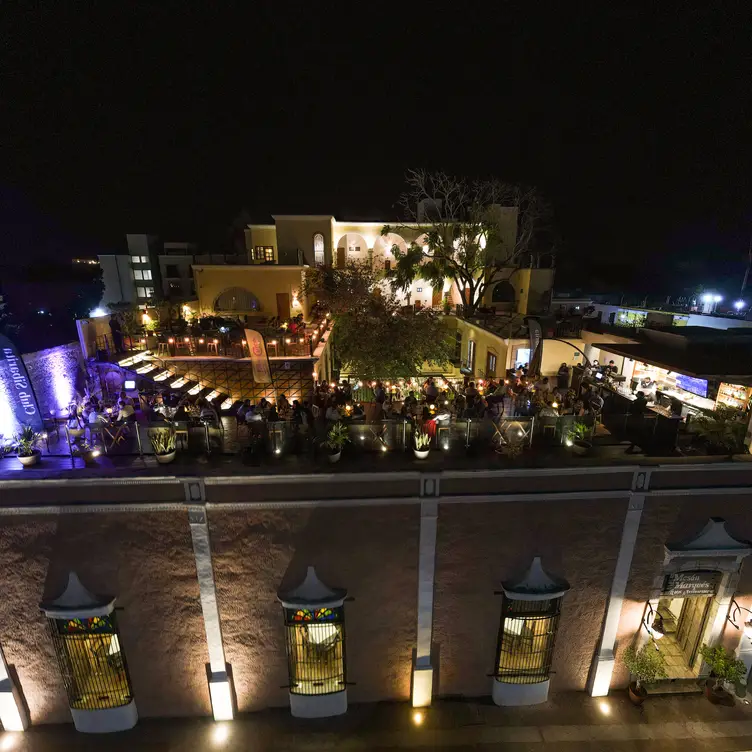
[334,233,370,268]
[491,281,516,304]
[214,287,262,313]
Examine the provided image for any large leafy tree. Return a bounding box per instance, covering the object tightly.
[301,262,452,378]
[383,169,554,316]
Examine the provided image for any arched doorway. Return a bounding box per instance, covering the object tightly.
[334,234,370,268]
[214,287,262,313]
[491,281,516,304]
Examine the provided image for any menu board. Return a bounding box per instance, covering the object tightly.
[675,373,708,398]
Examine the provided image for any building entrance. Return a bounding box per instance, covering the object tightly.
[655,595,713,678]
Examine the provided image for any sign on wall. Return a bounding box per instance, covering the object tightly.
[662,571,721,597]
[244,329,272,384]
[0,334,44,435]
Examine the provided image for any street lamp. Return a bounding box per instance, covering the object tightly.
[734,300,746,311]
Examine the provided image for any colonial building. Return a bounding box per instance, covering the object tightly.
[0,463,751,732]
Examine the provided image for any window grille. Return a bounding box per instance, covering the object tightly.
[48,614,134,710]
[494,597,561,684]
[283,606,346,695]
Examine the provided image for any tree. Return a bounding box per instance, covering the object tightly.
[383,169,554,317]
[301,262,453,379]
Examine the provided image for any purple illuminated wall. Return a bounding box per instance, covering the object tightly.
[22,343,86,416]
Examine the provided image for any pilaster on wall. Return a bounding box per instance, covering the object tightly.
[588,469,650,697]
[185,480,234,721]
[413,474,440,707]
[0,643,29,731]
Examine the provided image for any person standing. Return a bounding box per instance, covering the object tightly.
[557,363,570,391]
[109,314,125,354]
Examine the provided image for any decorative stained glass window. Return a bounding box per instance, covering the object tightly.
[494,597,562,685]
[283,606,345,695]
[49,612,134,710]
[313,233,325,265]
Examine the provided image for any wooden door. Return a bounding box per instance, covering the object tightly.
[337,247,346,268]
[432,287,443,307]
[414,300,422,310]
[676,596,711,668]
[276,292,291,320]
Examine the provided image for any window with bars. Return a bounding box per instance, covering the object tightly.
[48,614,134,710]
[494,597,562,684]
[283,606,346,695]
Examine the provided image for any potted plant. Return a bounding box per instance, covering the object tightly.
[322,422,350,463]
[13,425,43,467]
[622,643,667,706]
[149,427,177,464]
[566,421,592,456]
[699,644,746,704]
[413,429,431,459]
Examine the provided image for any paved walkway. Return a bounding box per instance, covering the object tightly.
[6,693,752,751]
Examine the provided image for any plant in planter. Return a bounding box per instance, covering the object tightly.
[322,422,350,463]
[149,427,177,464]
[413,429,431,459]
[566,420,592,456]
[693,406,747,457]
[13,425,43,467]
[699,644,746,704]
[622,643,668,705]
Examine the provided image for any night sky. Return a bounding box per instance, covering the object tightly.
[3,5,751,296]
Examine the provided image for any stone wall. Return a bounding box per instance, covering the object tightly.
[22,342,86,415]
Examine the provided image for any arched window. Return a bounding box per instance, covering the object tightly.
[313,234,325,265]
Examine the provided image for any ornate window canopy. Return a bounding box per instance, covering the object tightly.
[665,518,752,559]
[278,566,347,609]
[40,572,116,619]
[502,557,570,602]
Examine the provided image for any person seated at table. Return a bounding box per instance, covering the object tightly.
[119,390,134,407]
[257,397,270,413]
[556,363,570,390]
[236,399,251,421]
[277,394,290,413]
[164,390,180,408]
[373,382,386,405]
[351,402,364,419]
[245,405,263,423]
[325,401,341,422]
[267,405,281,422]
[632,391,648,414]
[425,377,439,400]
[89,395,101,411]
[340,380,352,400]
[198,399,219,425]
[115,401,136,423]
[465,382,478,399]
[87,404,108,425]
[173,401,191,422]
[146,406,169,423]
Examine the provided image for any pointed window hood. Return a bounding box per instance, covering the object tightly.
[666,517,752,558]
[40,572,116,619]
[502,557,570,602]
[278,566,347,609]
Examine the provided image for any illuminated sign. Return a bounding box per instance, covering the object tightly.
[0,335,43,435]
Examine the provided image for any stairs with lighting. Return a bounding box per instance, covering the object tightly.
[109,351,235,411]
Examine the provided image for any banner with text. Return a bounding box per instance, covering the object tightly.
[0,334,44,436]
[244,329,272,384]
[525,317,544,377]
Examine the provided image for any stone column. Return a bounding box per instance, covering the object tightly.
[186,480,234,721]
[587,470,650,696]
[412,474,440,707]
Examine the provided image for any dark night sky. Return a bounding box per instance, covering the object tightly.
[2,4,752,296]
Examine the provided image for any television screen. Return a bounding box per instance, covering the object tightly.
[124,380,136,390]
[675,373,708,398]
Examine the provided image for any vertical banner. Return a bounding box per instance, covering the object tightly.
[0,334,44,436]
[525,317,544,377]
[244,329,272,384]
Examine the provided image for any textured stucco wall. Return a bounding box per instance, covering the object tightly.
[434,498,626,697]
[209,505,419,711]
[23,342,86,415]
[614,494,752,687]
[0,512,208,725]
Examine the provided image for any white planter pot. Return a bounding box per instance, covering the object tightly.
[18,450,40,467]
[413,448,430,460]
[155,450,176,464]
[68,427,85,438]
[327,450,341,464]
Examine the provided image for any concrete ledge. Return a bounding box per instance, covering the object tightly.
[71,700,138,733]
[289,690,347,718]
[0,677,29,731]
[492,678,550,706]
